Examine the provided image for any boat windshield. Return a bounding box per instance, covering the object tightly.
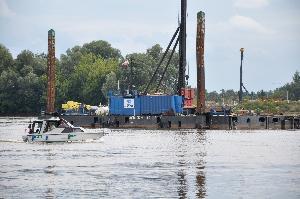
[44,119,69,132]
[44,121,59,132]
[29,121,42,134]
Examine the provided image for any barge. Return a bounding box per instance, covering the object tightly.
[43,1,300,132]
[61,114,300,130]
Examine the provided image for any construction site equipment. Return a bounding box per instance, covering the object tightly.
[46,29,56,113]
[239,48,249,103]
[196,11,206,114]
[178,0,187,95]
[109,95,183,116]
[181,88,195,108]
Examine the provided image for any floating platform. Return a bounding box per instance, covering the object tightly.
[61,115,300,130]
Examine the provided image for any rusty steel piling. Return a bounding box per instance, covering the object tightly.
[196,11,205,114]
[46,29,56,113]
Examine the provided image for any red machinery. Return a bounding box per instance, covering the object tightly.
[181,88,195,108]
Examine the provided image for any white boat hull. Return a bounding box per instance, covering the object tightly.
[22,132,104,143]
[22,117,105,143]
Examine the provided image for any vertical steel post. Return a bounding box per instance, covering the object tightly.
[46,29,56,113]
[130,59,133,92]
[239,48,244,103]
[196,11,205,114]
[177,0,187,95]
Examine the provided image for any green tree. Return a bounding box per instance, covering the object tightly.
[273,71,300,100]
[82,40,122,60]
[64,53,119,105]
[0,48,47,115]
[225,89,237,104]
[59,46,83,78]
[206,91,219,102]
[257,90,266,99]
[15,50,35,73]
[16,72,46,113]
[0,69,19,113]
[120,44,179,95]
[33,53,47,76]
[121,52,156,93]
[102,71,118,99]
[0,44,14,73]
[147,44,162,61]
[290,71,300,100]
[293,71,300,84]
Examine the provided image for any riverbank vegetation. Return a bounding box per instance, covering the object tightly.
[234,100,300,115]
[206,72,300,114]
[0,42,179,115]
[0,42,299,115]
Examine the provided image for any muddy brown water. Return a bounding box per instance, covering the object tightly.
[0,117,299,198]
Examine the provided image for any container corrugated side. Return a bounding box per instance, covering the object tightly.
[109,96,140,116]
[174,96,183,113]
[140,95,176,115]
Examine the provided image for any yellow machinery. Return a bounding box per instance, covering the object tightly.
[61,101,92,111]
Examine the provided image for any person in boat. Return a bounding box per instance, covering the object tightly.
[28,124,33,134]
[45,122,56,132]
[58,118,68,128]
[49,124,55,131]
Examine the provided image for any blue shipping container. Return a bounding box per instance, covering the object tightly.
[109,95,183,116]
[174,96,183,113]
[109,96,141,116]
[140,95,174,115]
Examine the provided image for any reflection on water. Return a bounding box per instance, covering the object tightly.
[177,169,187,199]
[176,132,189,198]
[176,131,207,198]
[0,118,300,198]
[195,131,207,199]
[196,168,206,198]
[45,188,54,199]
[44,148,56,199]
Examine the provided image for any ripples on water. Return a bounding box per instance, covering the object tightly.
[0,117,299,198]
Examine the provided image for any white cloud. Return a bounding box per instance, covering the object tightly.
[234,0,269,8]
[229,15,273,34]
[0,0,15,17]
[55,18,174,39]
[52,17,176,55]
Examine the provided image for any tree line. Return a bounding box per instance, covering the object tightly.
[0,41,299,115]
[0,41,179,115]
[206,71,300,105]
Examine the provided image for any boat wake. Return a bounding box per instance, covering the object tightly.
[0,139,24,143]
[0,137,104,144]
[84,137,104,143]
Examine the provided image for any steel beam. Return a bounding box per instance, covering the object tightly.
[239,48,244,103]
[177,0,187,95]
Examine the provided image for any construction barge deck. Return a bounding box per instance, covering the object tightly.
[61,114,300,130]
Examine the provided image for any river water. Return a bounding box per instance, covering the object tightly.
[0,117,299,198]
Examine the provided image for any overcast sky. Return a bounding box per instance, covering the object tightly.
[0,0,299,92]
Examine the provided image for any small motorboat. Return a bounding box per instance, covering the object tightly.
[22,117,104,142]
